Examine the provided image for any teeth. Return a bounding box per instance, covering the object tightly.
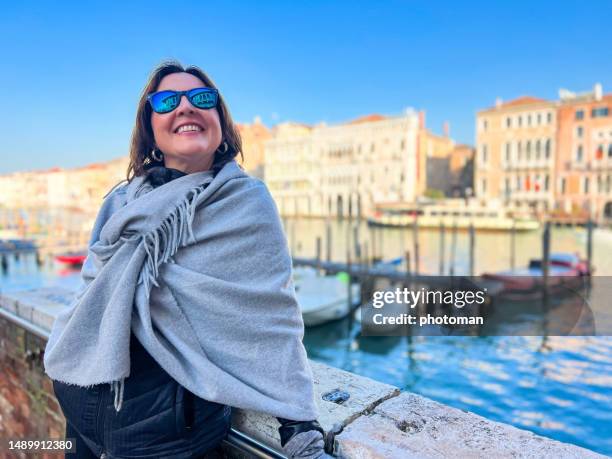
[177,124,203,133]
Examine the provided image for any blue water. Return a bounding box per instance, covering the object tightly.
[304,322,612,455]
[1,233,612,456]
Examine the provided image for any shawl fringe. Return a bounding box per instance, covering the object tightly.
[110,182,210,412]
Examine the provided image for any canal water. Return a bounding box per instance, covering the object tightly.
[1,221,611,455]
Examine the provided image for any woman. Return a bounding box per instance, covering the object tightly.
[44,61,333,459]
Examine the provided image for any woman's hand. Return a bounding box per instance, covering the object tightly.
[282,429,335,459]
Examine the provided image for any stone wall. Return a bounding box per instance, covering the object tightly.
[0,287,605,458]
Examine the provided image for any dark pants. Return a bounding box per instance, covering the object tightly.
[52,333,232,459]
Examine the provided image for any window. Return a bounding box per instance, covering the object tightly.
[607,175,611,193]
[517,140,522,160]
[506,117,511,128]
[526,140,531,160]
[505,142,511,161]
[584,177,589,194]
[400,140,405,151]
[575,110,584,120]
[598,176,603,193]
[535,140,541,159]
[545,139,551,159]
[608,144,612,158]
[537,113,542,124]
[576,145,583,162]
[505,178,510,194]
[481,144,488,163]
[544,175,549,191]
[527,114,532,126]
[481,178,487,193]
[516,175,521,190]
[547,112,552,123]
[592,107,609,118]
[576,126,583,138]
[560,177,566,193]
[518,116,522,127]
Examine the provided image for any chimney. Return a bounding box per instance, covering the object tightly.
[443,121,450,137]
[418,110,426,130]
[594,83,603,101]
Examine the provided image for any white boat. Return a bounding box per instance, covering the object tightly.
[367,200,539,231]
[293,266,360,326]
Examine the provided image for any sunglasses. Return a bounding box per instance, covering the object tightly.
[147,87,219,114]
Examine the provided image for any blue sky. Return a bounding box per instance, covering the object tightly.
[1,0,611,174]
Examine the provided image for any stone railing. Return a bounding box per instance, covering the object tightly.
[0,287,605,458]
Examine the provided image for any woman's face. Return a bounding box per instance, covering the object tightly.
[151,72,223,173]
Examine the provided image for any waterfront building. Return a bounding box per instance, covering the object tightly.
[475,97,557,212]
[556,84,612,220]
[475,83,612,223]
[264,111,421,218]
[236,116,272,179]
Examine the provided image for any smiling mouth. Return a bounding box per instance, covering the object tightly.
[175,124,204,134]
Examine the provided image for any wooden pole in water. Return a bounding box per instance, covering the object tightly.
[450,223,457,276]
[542,221,551,297]
[586,219,593,275]
[371,226,377,262]
[362,241,369,304]
[346,246,353,311]
[413,216,420,275]
[291,219,296,255]
[439,223,445,275]
[510,219,516,270]
[405,250,412,289]
[469,223,475,276]
[326,219,332,263]
[315,236,322,275]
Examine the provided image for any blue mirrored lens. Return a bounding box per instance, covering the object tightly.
[150,91,179,113]
[188,88,218,109]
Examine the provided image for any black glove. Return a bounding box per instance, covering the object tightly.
[277,418,334,458]
[282,430,334,459]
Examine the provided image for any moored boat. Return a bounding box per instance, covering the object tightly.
[482,253,591,299]
[55,251,87,267]
[293,266,360,326]
[367,200,539,231]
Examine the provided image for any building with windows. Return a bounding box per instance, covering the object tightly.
[556,84,612,220]
[264,111,420,218]
[475,83,612,222]
[236,116,272,179]
[475,97,557,212]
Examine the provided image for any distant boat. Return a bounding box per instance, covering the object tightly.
[367,201,539,231]
[55,251,87,267]
[482,253,591,299]
[293,266,360,326]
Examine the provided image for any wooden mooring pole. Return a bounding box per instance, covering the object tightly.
[439,223,445,275]
[469,224,475,277]
[542,221,551,299]
[413,217,420,275]
[586,219,594,275]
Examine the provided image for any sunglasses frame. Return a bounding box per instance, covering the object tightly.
[147,87,219,114]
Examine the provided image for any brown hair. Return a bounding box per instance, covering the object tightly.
[126,60,243,182]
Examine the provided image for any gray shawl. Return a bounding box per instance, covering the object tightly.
[43,160,319,421]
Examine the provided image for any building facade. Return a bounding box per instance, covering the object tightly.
[265,111,420,218]
[475,97,557,212]
[555,85,612,220]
